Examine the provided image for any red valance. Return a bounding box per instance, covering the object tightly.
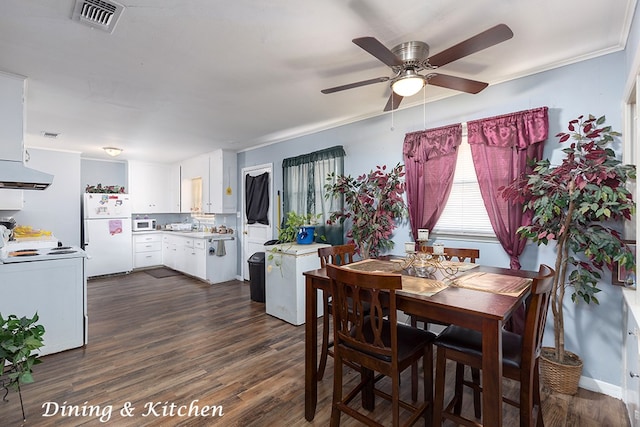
[467,106,548,150]
[403,123,462,162]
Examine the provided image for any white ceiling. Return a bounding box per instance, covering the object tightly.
[0,0,636,164]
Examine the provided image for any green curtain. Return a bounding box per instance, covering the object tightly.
[282,145,345,239]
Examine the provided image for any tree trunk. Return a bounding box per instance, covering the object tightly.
[552,197,575,364]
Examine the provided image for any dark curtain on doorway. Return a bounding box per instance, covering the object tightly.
[245,172,270,225]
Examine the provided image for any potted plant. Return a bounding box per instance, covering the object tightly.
[501,114,636,394]
[266,212,323,274]
[325,163,407,258]
[276,211,322,245]
[0,312,46,420]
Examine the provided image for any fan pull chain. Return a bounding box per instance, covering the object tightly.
[390,98,395,131]
[423,84,427,129]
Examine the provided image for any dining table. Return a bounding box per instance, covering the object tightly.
[303,257,541,426]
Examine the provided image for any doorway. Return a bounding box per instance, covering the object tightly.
[241,163,273,280]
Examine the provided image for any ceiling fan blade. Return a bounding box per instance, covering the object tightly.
[383,92,404,112]
[428,24,514,68]
[321,76,389,94]
[427,74,488,94]
[353,37,404,67]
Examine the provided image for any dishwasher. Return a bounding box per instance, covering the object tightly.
[206,236,237,284]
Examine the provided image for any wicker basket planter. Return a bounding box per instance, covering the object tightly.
[539,347,583,395]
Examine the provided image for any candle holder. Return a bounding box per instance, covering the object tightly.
[396,244,459,280]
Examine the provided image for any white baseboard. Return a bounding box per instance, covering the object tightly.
[578,376,623,400]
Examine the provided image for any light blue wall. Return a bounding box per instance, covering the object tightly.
[80,159,127,193]
[11,148,82,246]
[239,50,628,389]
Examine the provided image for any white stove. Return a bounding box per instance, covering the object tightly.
[0,240,86,263]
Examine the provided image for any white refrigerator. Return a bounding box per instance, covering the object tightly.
[83,193,133,277]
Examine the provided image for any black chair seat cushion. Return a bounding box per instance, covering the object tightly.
[345,317,436,363]
[434,325,522,369]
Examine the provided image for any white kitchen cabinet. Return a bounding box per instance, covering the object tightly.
[168,163,181,212]
[183,237,206,280]
[206,149,237,214]
[179,150,236,214]
[0,190,23,210]
[624,288,640,426]
[128,160,178,213]
[0,72,24,163]
[180,154,209,214]
[162,233,180,270]
[0,72,25,209]
[133,232,162,268]
[162,233,206,280]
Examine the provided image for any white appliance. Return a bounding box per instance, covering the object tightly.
[264,242,329,325]
[133,217,156,232]
[0,239,87,355]
[83,193,133,277]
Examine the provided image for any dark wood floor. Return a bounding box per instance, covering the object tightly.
[0,270,629,426]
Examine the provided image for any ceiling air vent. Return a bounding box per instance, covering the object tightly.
[72,0,124,33]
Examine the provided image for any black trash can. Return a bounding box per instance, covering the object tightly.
[248,252,266,303]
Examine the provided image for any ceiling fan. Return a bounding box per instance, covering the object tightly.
[321,24,513,111]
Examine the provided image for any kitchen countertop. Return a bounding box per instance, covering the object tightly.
[132,230,235,239]
[162,230,235,239]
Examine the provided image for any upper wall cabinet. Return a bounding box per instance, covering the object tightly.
[128,161,179,214]
[180,150,237,215]
[207,149,237,214]
[180,154,209,214]
[0,72,25,210]
[0,72,25,163]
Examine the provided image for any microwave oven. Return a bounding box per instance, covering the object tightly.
[133,218,157,232]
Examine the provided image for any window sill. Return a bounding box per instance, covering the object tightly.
[430,231,499,244]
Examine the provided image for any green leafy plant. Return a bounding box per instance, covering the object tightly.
[325,163,407,258]
[267,211,323,275]
[277,211,322,243]
[0,313,45,388]
[501,114,636,364]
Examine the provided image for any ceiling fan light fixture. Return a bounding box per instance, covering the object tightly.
[391,70,425,97]
[103,146,123,157]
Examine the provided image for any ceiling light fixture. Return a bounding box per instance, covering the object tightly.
[103,147,123,157]
[391,69,425,97]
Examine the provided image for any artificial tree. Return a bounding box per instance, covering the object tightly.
[501,114,636,366]
[325,163,407,258]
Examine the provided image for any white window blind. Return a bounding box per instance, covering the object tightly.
[432,130,495,237]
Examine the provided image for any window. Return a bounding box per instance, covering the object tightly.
[432,128,495,237]
[282,146,345,224]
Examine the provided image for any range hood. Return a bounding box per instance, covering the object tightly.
[0,159,53,190]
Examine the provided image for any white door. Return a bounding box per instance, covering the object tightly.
[242,164,273,280]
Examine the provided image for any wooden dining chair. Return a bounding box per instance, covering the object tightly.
[413,245,480,263]
[432,264,555,427]
[317,244,356,380]
[409,246,480,400]
[326,264,435,427]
